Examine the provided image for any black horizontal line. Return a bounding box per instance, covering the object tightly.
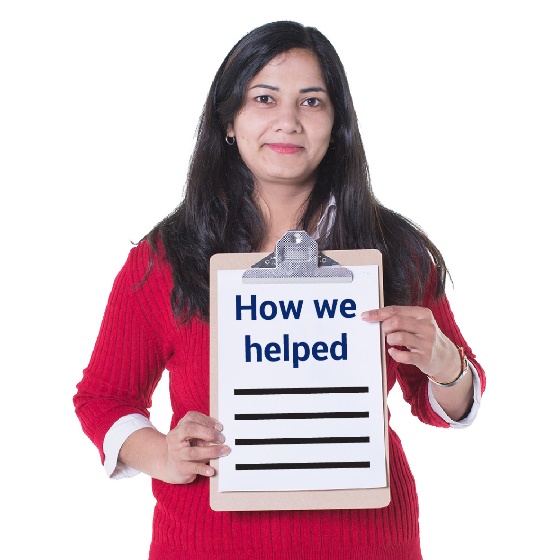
[236,461,371,471]
[235,412,369,420]
[234,386,369,395]
[235,436,370,445]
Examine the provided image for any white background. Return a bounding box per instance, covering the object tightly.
[1,1,558,558]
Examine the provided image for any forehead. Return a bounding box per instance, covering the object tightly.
[249,49,327,86]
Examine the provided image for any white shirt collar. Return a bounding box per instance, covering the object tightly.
[311,194,336,242]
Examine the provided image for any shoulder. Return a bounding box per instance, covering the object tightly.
[123,237,169,279]
[119,238,174,304]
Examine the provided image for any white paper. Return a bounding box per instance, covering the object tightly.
[217,265,386,492]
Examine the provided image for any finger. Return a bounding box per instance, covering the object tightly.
[381,315,419,336]
[385,331,424,350]
[197,463,215,478]
[171,422,225,446]
[176,444,231,463]
[361,306,430,323]
[382,316,437,342]
[176,461,217,483]
[195,439,222,447]
[387,346,421,367]
[175,411,225,444]
[189,462,217,479]
[179,410,223,431]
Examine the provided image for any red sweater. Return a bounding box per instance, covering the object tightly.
[74,241,485,560]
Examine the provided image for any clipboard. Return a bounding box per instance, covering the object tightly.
[209,231,389,511]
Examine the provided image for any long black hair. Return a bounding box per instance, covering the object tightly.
[146,21,447,322]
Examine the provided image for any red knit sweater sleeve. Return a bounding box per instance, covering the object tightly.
[74,242,174,463]
[394,268,486,428]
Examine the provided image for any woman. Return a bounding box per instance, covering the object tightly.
[75,21,484,560]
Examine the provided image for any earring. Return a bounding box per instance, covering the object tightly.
[225,135,236,146]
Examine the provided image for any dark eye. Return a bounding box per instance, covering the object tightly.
[303,97,321,107]
[255,95,274,104]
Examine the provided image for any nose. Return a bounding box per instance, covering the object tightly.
[272,103,302,134]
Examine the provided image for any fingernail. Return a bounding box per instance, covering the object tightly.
[217,433,225,444]
[215,422,223,431]
[220,446,231,456]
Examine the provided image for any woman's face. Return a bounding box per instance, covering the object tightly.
[228,49,334,192]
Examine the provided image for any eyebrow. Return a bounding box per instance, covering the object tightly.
[249,84,328,94]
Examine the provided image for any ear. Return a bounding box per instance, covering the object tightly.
[226,123,234,135]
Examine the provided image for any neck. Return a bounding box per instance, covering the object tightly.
[255,181,313,252]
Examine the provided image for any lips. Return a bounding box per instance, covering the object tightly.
[265,143,304,154]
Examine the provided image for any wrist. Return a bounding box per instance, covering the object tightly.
[152,432,173,481]
[120,427,168,480]
[427,346,468,388]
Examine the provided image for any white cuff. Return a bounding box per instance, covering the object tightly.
[428,360,482,428]
[103,414,156,479]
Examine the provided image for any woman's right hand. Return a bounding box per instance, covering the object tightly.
[161,411,230,484]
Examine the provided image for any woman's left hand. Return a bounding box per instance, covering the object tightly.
[361,306,461,384]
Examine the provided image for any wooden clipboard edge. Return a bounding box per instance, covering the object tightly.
[209,249,390,511]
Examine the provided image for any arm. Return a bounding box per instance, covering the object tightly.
[73,246,170,462]
[428,361,482,426]
[361,266,485,425]
[117,412,230,484]
[75,243,231,483]
[362,305,473,421]
[104,413,155,478]
[429,362,474,421]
